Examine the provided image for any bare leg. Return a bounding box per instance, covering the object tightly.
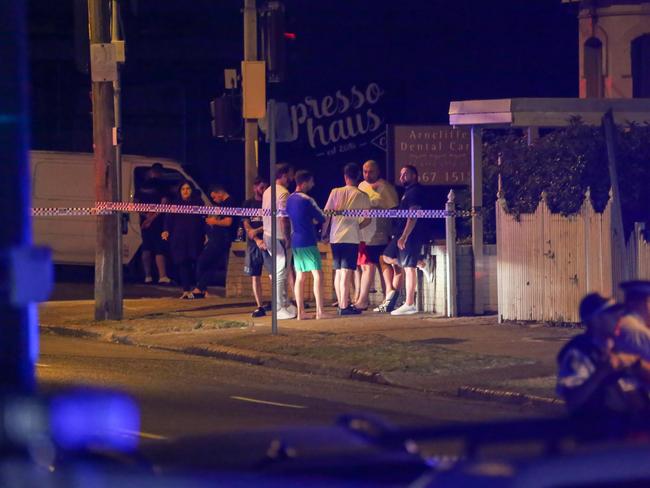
[251,276,263,308]
[155,253,168,279]
[294,271,307,319]
[382,255,396,300]
[340,268,354,309]
[353,268,362,304]
[355,263,375,309]
[334,269,343,308]
[378,258,388,295]
[404,266,417,306]
[392,264,404,293]
[312,269,325,319]
[287,266,296,301]
[142,250,153,280]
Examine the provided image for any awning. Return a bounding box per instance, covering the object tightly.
[449,98,650,127]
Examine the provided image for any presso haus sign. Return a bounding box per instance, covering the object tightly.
[390,125,471,185]
[286,82,385,158]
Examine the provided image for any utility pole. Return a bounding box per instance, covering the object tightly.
[603,110,629,292]
[269,99,278,335]
[89,0,123,320]
[244,0,258,199]
[111,0,124,315]
[470,126,484,315]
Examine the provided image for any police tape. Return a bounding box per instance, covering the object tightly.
[31,207,112,217]
[32,201,473,219]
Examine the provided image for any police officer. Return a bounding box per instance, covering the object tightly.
[621,280,650,326]
[614,280,650,360]
[557,293,650,418]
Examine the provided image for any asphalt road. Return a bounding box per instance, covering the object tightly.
[37,334,540,444]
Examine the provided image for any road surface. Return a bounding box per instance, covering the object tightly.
[38,334,543,443]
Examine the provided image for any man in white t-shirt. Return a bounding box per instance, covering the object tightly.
[322,163,370,316]
[262,163,296,320]
[355,160,399,310]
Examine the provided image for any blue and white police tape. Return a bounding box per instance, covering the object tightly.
[31,207,112,217]
[32,201,473,219]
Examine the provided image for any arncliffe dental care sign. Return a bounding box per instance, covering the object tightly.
[391,125,471,186]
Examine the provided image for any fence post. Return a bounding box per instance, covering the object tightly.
[496,174,504,323]
[635,222,645,280]
[446,190,457,317]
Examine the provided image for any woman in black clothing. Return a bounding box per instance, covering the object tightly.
[161,180,205,299]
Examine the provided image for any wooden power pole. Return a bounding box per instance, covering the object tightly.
[244,0,258,199]
[89,0,123,320]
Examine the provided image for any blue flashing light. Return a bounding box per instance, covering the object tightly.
[50,389,140,453]
[28,303,39,362]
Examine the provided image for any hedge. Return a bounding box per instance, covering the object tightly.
[475,120,650,243]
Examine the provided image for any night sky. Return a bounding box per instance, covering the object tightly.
[28,0,579,204]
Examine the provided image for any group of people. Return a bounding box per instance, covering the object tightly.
[241,160,433,320]
[135,159,435,315]
[135,164,237,299]
[557,280,650,420]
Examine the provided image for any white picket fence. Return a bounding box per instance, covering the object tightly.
[496,191,649,323]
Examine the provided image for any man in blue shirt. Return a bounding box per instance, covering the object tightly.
[286,170,326,319]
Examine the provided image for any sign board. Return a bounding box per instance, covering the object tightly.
[390,125,471,185]
[90,43,117,82]
[269,81,387,206]
[242,61,266,119]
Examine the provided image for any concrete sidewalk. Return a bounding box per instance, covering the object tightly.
[38,295,579,408]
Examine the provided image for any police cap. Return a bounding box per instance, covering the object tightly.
[620,280,650,298]
[579,293,619,323]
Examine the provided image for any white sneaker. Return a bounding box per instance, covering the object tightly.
[277,307,297,320]
[373,290,397,313]
[158,276,171,285]
[285,304,297,315]
[373,302,389,313]
[390,303,417,316]
[144,276,153,284]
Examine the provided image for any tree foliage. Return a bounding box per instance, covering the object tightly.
[480,120,650,243]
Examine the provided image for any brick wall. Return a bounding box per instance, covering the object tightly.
[225,242,336,302]
[225,241,497,314]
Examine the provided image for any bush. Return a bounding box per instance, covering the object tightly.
[481,120,650,243]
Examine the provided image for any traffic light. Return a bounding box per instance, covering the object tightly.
[260,1,287,83]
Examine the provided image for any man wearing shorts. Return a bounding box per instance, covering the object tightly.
[322,163,370,316]
[380,164,427,315]
[286,170,326,320]
[242,176,269,317]
[355,160,399,310]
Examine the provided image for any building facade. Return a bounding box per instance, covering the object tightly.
[566,0,650,98]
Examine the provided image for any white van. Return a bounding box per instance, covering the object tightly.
[30,150,210,266]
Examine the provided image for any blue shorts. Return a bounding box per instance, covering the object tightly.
[331,243,359,270]
[382,236,423,268]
